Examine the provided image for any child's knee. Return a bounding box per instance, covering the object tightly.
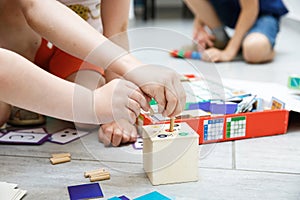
[0,102,11,126]
[242,33,273,63]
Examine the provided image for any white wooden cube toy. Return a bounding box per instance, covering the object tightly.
[143,122,199,185]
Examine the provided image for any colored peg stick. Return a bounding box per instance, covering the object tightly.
[169,118,175,132]
[170,50,202,60]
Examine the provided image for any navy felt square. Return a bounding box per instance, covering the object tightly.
[119,195,130,200]
[68,183,103,200]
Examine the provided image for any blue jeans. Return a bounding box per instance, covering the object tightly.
[247,15,280,48]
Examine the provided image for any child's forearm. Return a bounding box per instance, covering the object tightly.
[18,0,104,60]
[0,48,98,124]
[18,0,135,77]
[225,0,259,55]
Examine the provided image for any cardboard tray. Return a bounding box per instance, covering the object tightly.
[141,109,289,144]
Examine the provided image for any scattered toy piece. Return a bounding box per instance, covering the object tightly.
[84,168,110,182]
[50,152,71,165]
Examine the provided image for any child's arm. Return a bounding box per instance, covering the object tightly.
[100,0,130,81]
[100,0,186,117]
[223,0,259,59]
[17,0,105,62]
[17,0,185,117]
[0,48,148,124]
[184,0,220,48]
[192,17,216,49]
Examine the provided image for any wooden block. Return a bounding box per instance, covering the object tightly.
[89,173,110,182]
[51,153,71,158]
[50,156,71,165]
[143,122,199,185]
[84,169,109,178]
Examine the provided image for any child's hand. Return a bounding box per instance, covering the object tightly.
[124,65,186,117]
[202,47,236,62]
[93,79,149,124]
[98,119,137,147]
[193,19,215,50]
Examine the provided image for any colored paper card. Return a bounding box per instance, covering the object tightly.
[134,191,171,200]
[15,128,47,133]
[185,101,210,111]
[133,137,143,149]
[210,102,237,114]
[119,195,130,200]
[108,195,130,200]
[49,128,90,144]
[0,181,27,200]
[270,96,285,110]
[108,197,121,200]
[67,183,103,200]
[288,75,300,90]
[0,131,49,145]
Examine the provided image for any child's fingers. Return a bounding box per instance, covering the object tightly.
[127,84,149,112]
[111,129,123,147]
[98,125,113,146]
[126,99,141,120]
[121,131,131,144]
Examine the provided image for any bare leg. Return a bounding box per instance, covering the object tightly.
[242,33,275,63]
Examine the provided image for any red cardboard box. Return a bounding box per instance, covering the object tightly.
[141,109,289,144]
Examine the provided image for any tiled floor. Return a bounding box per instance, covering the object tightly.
[0,17,300,200]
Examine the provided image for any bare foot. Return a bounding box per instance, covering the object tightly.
[98,119,138,147]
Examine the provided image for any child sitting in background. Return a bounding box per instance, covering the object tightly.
[184,0,288,63]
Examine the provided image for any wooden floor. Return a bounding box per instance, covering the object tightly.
[1,18,300,200]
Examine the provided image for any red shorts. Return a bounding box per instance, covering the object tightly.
[34,38,104,79]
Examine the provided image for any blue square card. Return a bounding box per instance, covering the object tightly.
[68,183,103,200]
[134,191,171,200]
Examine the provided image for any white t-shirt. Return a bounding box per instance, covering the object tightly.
[58,0,103,33]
